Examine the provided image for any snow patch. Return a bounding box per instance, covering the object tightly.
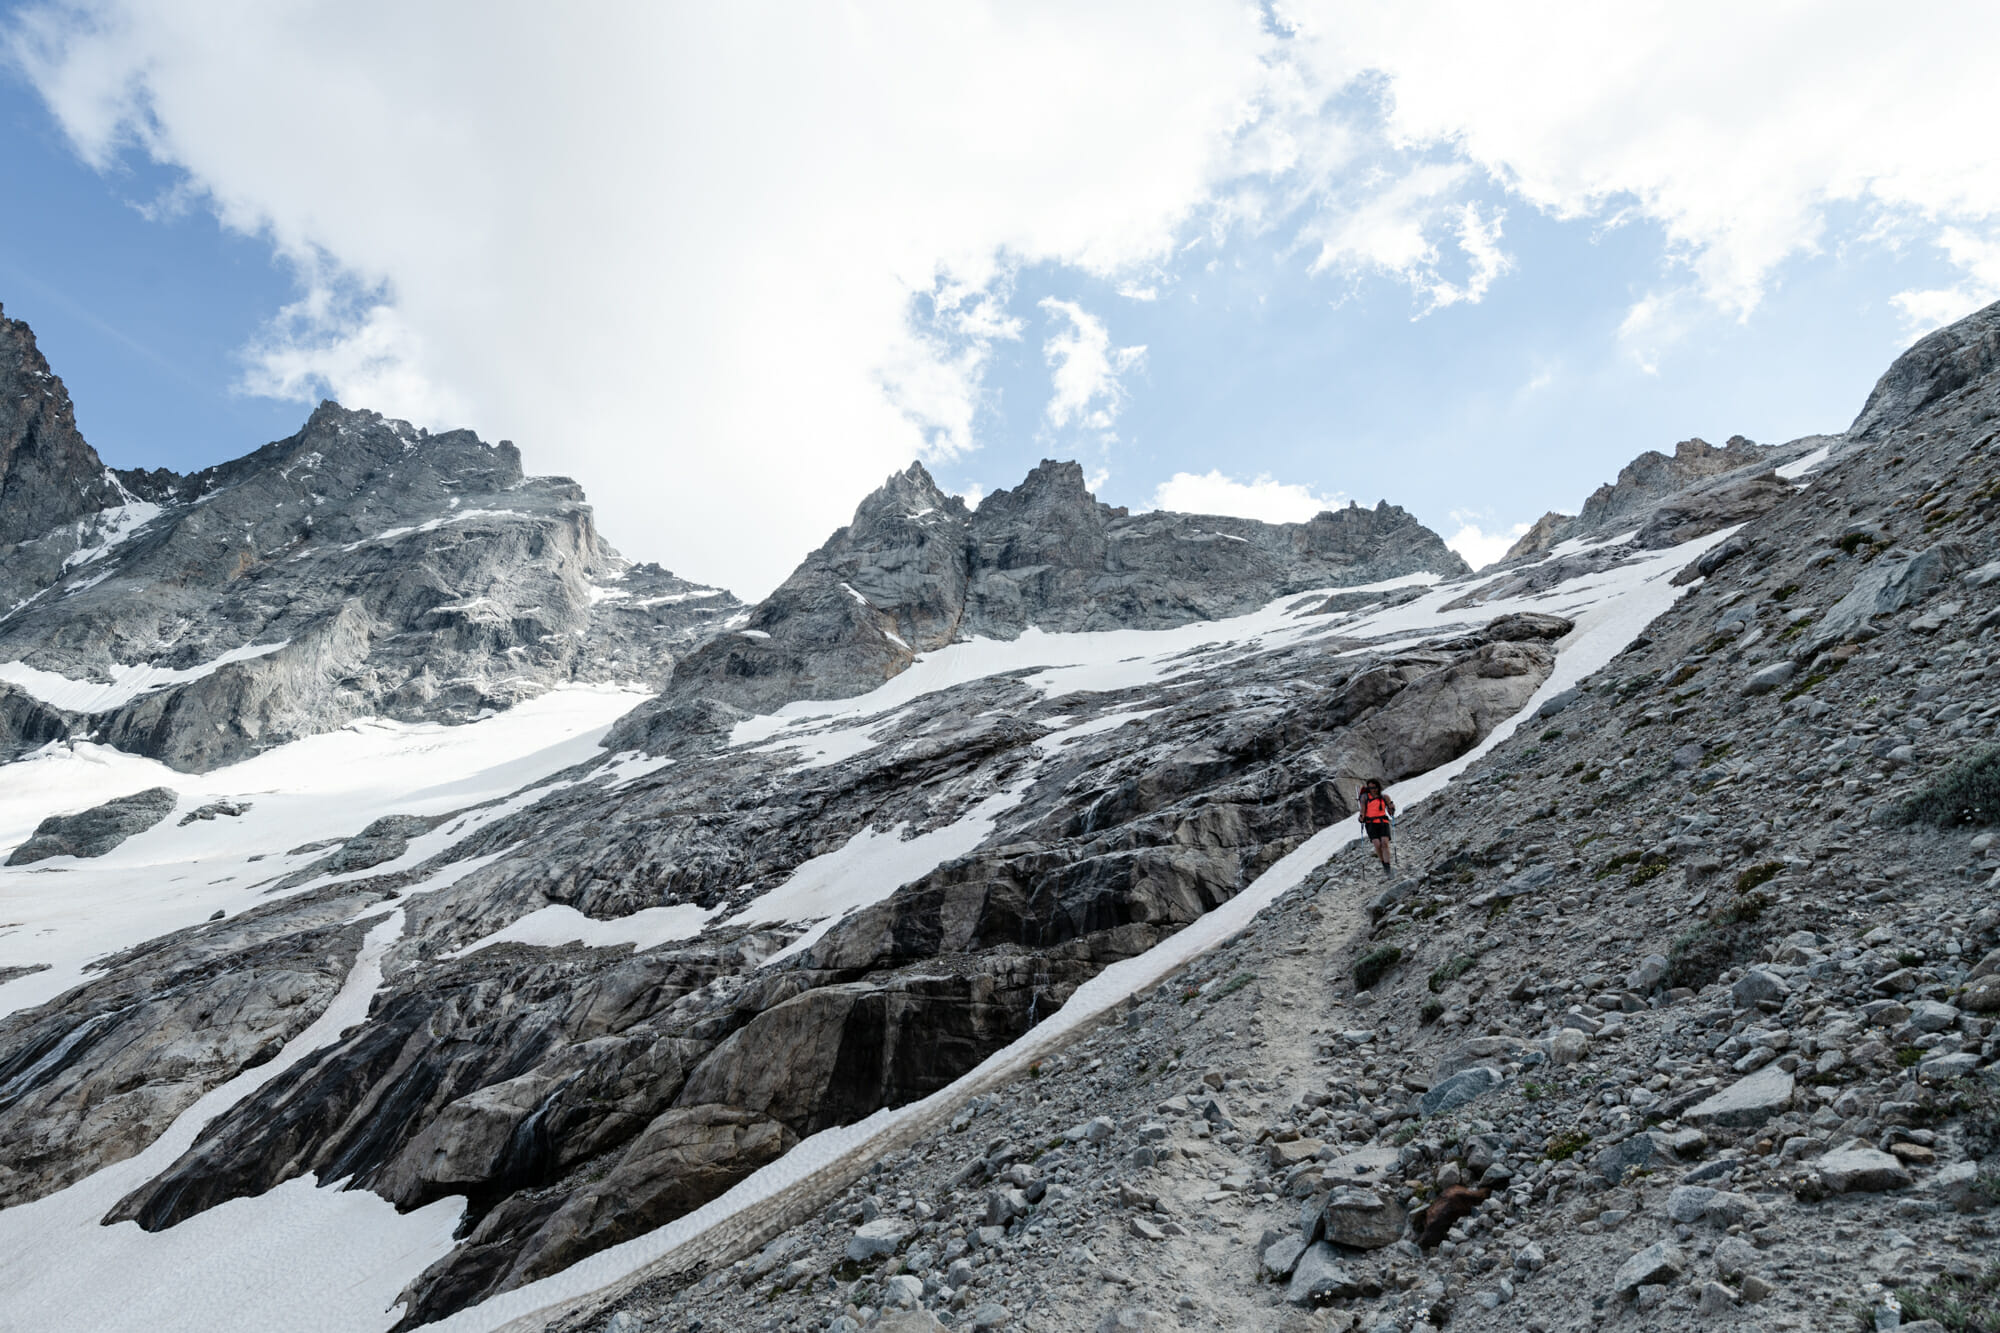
[452,902,719,957]
[0,640,291,714]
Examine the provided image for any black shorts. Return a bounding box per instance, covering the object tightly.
[1363,819,1392,840]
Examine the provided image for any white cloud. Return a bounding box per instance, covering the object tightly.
[8,2,1275,596]
[11,1,2000,598]
[1892,227,2000,336]
[1277,2,2000,319]
[1444,517,1530,571]
[1039,297,1144,435]
[1150,470,1343,523]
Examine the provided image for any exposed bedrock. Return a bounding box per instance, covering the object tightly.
[0,887,381,1206]
[4,786,177,865]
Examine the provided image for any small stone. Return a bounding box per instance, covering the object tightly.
[1962,974,2000,1013]
[1612,1240,1687,1296]
[1261,1234,1308,1278]
[1741,1274,1776,1302]
[1128,1217,1165,1241]
[1697,1280,1737,1316]
[1666,1185,1717,1224]
[1906,1000,1961,1031]
[1064,1116,1115,1145]
[1713,1236,1760,1281]
[964,1303,1012,1332]
[1514,1241,1546,1272]
[1269,1138,1325,1169]
[1742,661,1797,694]
[1595,1135,1659,1185]
[1935,1160,1987,1212]
[883,1274,924,1307]
[1818,1145,1913,1193]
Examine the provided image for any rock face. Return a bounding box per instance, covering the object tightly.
[1849,297,2000,438]
[0,303,125,548]
[0,313,741,771]
[655,458,1470,716]
[4,787,176,864]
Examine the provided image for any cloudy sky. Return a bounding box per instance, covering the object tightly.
[3,2,1997,595]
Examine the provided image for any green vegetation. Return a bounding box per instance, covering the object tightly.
[1212,971,1257,1000]
[1352,944,1403,991]
[1699,741,1734,768]
[1665,664,1701,688]
[1733,862,1785,894]
[1578,767,1603,785]
[1596,851,1643,879]
[1893,1262,2000,1331]
[1539,727,1565,742]
[1892,744,2000,826]
[1769,583,1800,602]
[1628,861,1669,885]
[1428,955,1477,993]
[1418,998,1445,1026]
[1543,1128,1590,1161]
[1896,1046,1925,1069]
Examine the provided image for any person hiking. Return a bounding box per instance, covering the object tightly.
[1358,778,1396,873]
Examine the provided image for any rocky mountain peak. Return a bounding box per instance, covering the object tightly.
[1502,434,1779,563]
[1849,295,2000,439]
[0,302,122,547]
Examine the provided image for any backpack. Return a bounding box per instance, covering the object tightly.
[1361,791,1391,823]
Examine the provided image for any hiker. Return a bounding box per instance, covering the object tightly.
[1358,778,1396,873]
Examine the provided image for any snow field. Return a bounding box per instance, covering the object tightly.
[0,684,650,1018]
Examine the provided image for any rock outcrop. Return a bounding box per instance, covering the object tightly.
[4,787,177,864]
[1503,436,1786,561]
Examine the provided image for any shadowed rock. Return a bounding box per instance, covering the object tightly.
[5,787,177,865]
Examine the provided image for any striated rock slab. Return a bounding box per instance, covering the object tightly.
[5,787,176,864]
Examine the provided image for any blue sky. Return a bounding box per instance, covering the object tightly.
[4,4,1997,591]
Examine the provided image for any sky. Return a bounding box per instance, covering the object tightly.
[2,3,1997,596]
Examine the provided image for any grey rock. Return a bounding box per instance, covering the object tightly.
[5,787,176,865]
[1550,1028,1589,1065]
[1850,297,2000,439]
[1684,1064,1794,1128]
[1318,1186,1407,1249]
[1665,1184,1716,1223]
[1741,662,1797,695]
[1906,999,1961,1032]
[1612,1240,1687,1296]
[1261,1233,1308,1278]
[1713,1235,1760,1281]
[1935,1162,1988,1212]
[1817,1145,1913,1193]
[1595,1134,1660,1185]
[1418,1065,1503,1117]
[1730,968,1789,1008]
[1697,1280,1736,1316]
[847,1217,911,1262]
[1285,1241,1362,1306]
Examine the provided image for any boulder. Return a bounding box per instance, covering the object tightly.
[1817,1145,1912,1194]
[1684,1065,1793,1129]
[1418,1066,1503,1117]
[848,1217,912,1262]
[1612,1241,1688,1296]
[1285,1241,1362,1306]
[1960,974,2000,1013]
[1319,1186,1407,1249]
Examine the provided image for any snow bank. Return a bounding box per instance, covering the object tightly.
[452,902,719,957]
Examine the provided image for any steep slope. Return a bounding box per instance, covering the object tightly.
[565,302,2000,1333]
[0,320,739,770]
